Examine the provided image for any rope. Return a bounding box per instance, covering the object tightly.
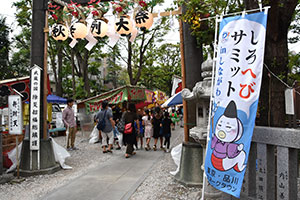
[52,0,68,7]
[263,63,300,96]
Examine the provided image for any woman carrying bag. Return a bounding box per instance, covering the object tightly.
[123,103,140,158]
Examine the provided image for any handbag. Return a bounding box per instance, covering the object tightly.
[124,123,133,134]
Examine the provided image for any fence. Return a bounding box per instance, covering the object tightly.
[222,126,300,200]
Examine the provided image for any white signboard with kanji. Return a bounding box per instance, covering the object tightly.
[8,95,23,135]
[30,65,41,150]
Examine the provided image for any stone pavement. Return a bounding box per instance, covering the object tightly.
[41,127,183,200]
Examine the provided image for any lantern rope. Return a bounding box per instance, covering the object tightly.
[51,0,105,21]
[51,0,68,7]
[50,0,181,19]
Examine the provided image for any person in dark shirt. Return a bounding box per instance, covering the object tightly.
[152,106,163,151]
[112,105,122,150]
[161,111,173,153]
[123,103,140,158]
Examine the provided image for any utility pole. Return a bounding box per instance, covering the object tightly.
[19,0,60,175]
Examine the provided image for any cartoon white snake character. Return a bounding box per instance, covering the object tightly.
[211,100,247,172]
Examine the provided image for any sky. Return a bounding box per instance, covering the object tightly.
[1,2,18,31]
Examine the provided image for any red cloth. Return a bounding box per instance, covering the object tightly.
[3,151,13,169]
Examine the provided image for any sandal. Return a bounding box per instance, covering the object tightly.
[103,150,107,153]
[131,152,136,155]
[125,154,130,158]
[107,149,113,153]
[153,145,157,151]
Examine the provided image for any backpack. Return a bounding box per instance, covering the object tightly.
[97,110,107,131]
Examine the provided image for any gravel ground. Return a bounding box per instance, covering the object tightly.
[129,134,201,200]
[0,133,121,200]
[0,131,299,200]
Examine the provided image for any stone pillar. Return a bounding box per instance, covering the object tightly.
[175,142,203,186]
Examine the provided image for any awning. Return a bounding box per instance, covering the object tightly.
[78,85,147,113]
[47,94,67,104]
[161,91,182,107]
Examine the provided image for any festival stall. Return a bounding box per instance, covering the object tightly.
[77,85,148,135]
[0,76,52,168]
[78,85,147,113]
[147,90,167,108]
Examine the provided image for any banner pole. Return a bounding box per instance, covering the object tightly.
[201,14,220,200]
[178,16,189,142]
[43,10,49,140]
[16,136,20,179]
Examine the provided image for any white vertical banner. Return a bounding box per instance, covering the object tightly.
[204,11,268,198]
[8,95,23,135]
[30,65,41,151]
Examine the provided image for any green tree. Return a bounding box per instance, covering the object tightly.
[244,0,298,127]
[139,43,181,95]
[9,0,32,78]
[0,16,11,79]
[178,0,299,127]
[114,0,174,86]
[288,52,300,85]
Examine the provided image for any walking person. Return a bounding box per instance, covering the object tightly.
[152,106,163,151]
[96,100,115,153]
[123,103,140,158]
[161,111,173,153]
[170,108,178,130]
[178,106,184,128]
[135,114,144,149]
[62,98,77,151]
[112,105,122,150]
[142,109,152,151]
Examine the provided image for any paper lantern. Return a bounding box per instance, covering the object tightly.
[91,20,108,37]
[70,22,88,39]
[115,15,133,36]
[135,11,153,30]
[51,24,69,41]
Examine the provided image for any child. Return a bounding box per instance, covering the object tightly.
[135,114,144,149]
[142,109,152,151]
[161,111,173,153]
[170,108,178,130]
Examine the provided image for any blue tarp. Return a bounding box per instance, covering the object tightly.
[47,94,67,104]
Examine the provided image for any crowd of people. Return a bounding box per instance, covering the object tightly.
[92,101,183,159]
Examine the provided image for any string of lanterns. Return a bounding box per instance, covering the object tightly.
[49,0,155,49]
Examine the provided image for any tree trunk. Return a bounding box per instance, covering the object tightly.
[245,0,298,127]
[83,49,90,96]
[127,39,134,85]
[71,50,76,98]
[75,49,90,96]
[182,4,204,131]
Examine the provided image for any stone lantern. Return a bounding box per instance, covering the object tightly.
[181,53,222,199]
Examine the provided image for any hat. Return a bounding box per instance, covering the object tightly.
[224,101,237,118]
